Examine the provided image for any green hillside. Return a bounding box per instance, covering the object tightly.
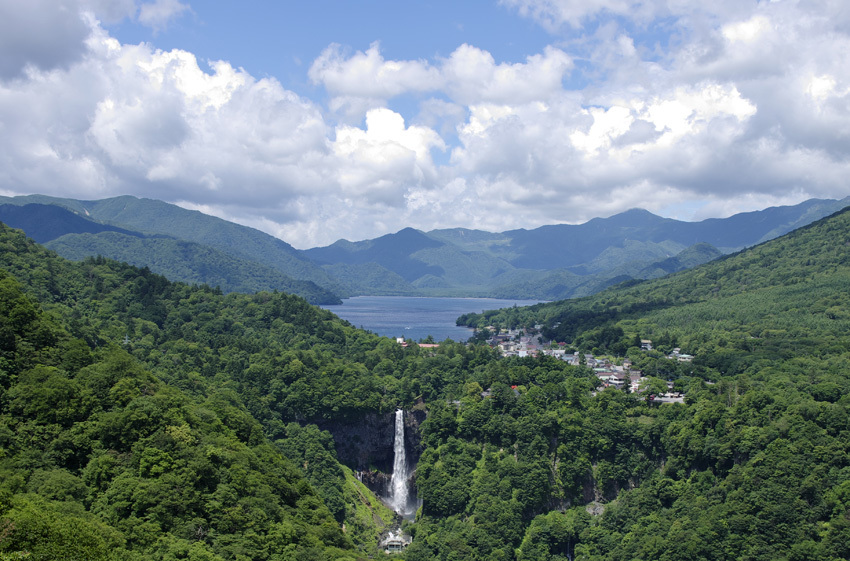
[459,206,850,364]
[320,262,417,295]
[0,195,347,298]
[2,208,850,560]
[432,208,850,561]
[489,243,722,301]
[633,242,723,278]
[0,202,340,304]
[46,230,341,304]
[0,227,361,559]
[81,196,345,296]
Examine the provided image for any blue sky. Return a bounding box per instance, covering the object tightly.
[1,0,849,247]
[109,1,553,94]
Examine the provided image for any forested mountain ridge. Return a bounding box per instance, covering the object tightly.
[432,206,850,561]
[0,195,346,303]
[47,229,341,304]
[2,205,850,560]
[500,197,848,268]
[2,193,846,301]
[0,225,367,559]
[458,205,850,363]
[0,221,506,558]
[306,197,850,299]
[0,202,143,243]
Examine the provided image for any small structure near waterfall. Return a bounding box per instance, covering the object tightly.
[373,410,419,554]
[380,531,411,554]
[376,410,416,555]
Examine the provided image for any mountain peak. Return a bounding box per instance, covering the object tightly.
[608,208,668,226]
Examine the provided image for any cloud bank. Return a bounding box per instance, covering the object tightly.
[1,0,849,247]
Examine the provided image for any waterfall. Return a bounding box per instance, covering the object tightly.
[389,409,408,515]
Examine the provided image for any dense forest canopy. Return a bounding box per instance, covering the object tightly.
[1,207,850,560]
[459,207,850,363]
[0,198,345,305]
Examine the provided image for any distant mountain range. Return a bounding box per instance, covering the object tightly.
[1,194,848,302]
[0,196,344,304]
[304,197,850,299]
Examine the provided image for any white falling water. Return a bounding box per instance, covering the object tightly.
[389,409,408,515]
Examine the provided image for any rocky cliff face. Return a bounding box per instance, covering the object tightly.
[316,408,425,472]
[404,407,426,467]
[315,408,426,500]
[358,470,392,498]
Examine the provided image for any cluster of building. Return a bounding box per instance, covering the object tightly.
[483,328,690,403]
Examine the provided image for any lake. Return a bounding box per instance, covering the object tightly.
[321,296,544,342]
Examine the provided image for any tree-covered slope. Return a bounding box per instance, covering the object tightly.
[489,242,722,301]
[0,240,358,559]
[320,262,418,295]
[304,227,447,283]
[459,206,850,368]
[633,241,723,278]
[0,222,494,558]
[4,194,845,301]
[0,203,143,243]
[0,200,341,304]
[82,196,345,294]
[46,230,340,304]
[3,207,850,561]
[0,195,346,297]
[418,207,850,561]
[502,197,849,269]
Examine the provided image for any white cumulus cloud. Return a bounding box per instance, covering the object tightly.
[332,108,445,203]
[309,42,572,121]
[1,0,850,248]
[310,42,440,99]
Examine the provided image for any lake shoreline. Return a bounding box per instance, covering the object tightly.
[321,296,544,342]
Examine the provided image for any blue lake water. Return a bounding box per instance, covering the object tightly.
[321,296,544,342]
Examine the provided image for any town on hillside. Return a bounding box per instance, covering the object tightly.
[483,327,692,403]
